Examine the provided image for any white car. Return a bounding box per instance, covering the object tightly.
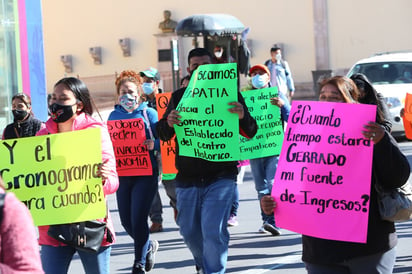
[347,51,412,136]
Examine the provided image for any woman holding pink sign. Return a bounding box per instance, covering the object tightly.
[108,70,159,274]
[262,76,410,274]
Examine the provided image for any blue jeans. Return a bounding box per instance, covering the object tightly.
[176,178,236,274]
[230,185,239,216]
[116,175,158,266]
[305,247,396,274]
[249,156,278,224]
[41,245,111,274]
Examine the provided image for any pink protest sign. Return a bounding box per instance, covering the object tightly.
[272,101,376,243]
[107,118,153,176]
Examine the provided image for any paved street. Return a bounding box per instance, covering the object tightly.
[67,139,412,273]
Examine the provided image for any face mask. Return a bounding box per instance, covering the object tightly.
[275,53,282,61]
[119,94,138,111]
[142,82,155,95]
[50,103,75,123]
[214,50,223,58]
[252,74,269,89]
[12,109,28,121]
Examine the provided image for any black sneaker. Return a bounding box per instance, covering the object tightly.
[132,263,145,274]
[263,222,281,236]
[145,240,159,272]
[195,265,204,274]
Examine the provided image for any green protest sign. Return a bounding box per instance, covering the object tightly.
[240,87,284,160]
[0,128,106,226]
[174,63,239,161]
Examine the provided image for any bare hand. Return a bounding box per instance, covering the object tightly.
[143,139,155,150]
[362,121,385,144]
[400,108,405,118]
[167,110,181,127]
[260,195,276,215]
[270,96,284,108]
[97,159,110,183]
[228,102,244,119]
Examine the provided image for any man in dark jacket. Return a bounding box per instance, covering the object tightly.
[157,48,257,274]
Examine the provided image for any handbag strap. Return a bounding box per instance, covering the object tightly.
[143,107,154,140]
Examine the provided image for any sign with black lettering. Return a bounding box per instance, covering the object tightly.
[272,101,376,243]
[0,128,106,226]
[240,86,283,159]
[174,63,239,161]
[107,118,152,176]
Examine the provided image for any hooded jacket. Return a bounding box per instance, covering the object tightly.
[36,113,119,247]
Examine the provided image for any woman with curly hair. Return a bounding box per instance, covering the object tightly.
[108,70,159,274]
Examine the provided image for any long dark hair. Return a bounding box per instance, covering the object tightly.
[54,77,93,115]
[12,93,34,115]
[350,73,388,128]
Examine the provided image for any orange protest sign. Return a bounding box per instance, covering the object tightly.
[107,118,153,176]
[156,93,178,174]
[403,93,412,139]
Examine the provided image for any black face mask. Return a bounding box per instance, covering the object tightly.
[50,103,75,123]
[12,109,28,121]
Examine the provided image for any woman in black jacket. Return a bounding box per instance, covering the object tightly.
[2,93,43,139]
[262,76,410,274]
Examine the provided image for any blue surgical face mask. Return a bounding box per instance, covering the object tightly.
[142,82,155,95]
[251,74,269,89]
[119,94,138,111]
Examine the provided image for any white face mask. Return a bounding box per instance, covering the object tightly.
[214,50,223,58]
[275,53,282,61]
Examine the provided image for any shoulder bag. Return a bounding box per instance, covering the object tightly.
[375,181,412,222]
[48,220,110,253]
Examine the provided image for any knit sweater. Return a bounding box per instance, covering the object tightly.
[0,190,44,273]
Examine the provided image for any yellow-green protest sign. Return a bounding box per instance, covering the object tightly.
[174,63,239,161]
[0,128,106,226]
[240,87,284,160]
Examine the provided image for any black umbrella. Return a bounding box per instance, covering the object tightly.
[175,13,245,36]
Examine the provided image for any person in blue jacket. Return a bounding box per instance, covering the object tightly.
[247,64,291,236]
[107,70,159,274]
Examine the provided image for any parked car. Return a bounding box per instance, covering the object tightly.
[347,51,412,136]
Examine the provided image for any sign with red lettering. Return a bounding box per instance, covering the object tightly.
[272,101,376,243]
[107,118,152,176]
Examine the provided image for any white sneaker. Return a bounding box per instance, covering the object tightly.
[258,225,267,233]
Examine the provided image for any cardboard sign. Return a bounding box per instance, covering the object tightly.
[107,118,152,176]
[0,128,106,226]
[272,101,376,243]
[174,63,240,162]
[156,93,178,175]
[403,93,412,139]
[240,87,284,160]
